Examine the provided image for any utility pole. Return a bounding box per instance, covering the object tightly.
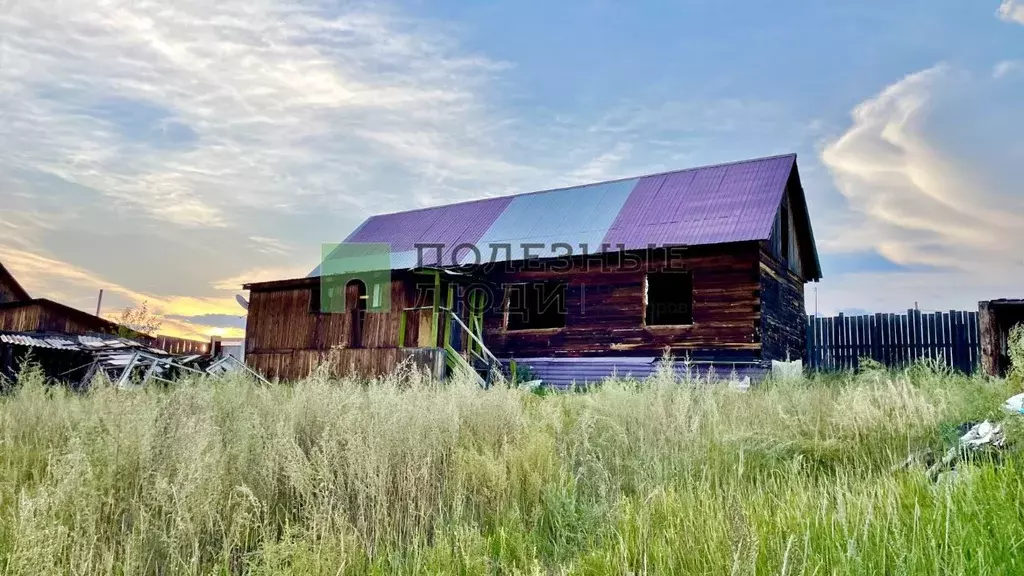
[95,289,104,317]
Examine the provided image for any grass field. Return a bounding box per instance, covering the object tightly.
[2,353,1024,575]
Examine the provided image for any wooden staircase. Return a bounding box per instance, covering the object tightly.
[398,271,502,388]
[443,312,501,388]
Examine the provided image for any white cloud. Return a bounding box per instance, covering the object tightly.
[819,63,1024,313]
[248,236,294,257]
[0,0,543,228]
[999,0,1024,24]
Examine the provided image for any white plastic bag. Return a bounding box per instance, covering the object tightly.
[1004,393,1024,414]
[771,359,803,381]
[960,420,1005,449]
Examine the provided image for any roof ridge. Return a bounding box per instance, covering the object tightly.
[360,153,797,220]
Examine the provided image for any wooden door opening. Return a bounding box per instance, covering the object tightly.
[346,279,367,348]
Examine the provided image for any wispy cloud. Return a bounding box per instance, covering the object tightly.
[0,0,553,228]
[819,63,1024,312]
[248,236,294,257]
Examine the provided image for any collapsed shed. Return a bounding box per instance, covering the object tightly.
[0,331,266,388]
[243,154,822,387]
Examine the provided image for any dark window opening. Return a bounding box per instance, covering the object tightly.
[780,206,791,262]
[505,281,567,331]
[345,280,367,348]
[309,285,322,314]
[645,272,693,326]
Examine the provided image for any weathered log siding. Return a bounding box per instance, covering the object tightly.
[244,272,440,379]
[245,242,814,378]
[0,303,116,335]
[246,348,444,381]
[759,245,807,362]
[481,242,764,358]
[979,300,1024,377]
[244,275,428,354]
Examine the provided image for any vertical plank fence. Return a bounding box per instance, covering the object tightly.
[807,310,980,373]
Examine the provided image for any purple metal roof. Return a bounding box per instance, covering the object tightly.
[602,154,795,247]
[335,154,801,270]
[346,195,514,261]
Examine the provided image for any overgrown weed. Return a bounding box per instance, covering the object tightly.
[0,362,1020,575]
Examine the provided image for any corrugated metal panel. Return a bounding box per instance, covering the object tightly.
[0,333,79,349]
[346,196,514,264]
[467,178,639,263]
[313,154,797,274]
[506,357,769,389]
[602,155,794,248]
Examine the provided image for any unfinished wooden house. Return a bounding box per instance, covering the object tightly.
[243,154,822,386]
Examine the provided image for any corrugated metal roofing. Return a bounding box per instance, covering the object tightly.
[0,333,81,350]
[346,196,514,266]
[603,155,793,247]
[312,153,807,275]
[0,332,165,354]
[503,357,769,389]
[463,178,639,263]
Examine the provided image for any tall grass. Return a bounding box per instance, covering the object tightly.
[1,361,1022,575]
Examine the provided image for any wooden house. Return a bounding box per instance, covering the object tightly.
[243,154,822,386]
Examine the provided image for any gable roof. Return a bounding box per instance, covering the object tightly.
[0,261,30,302]
[309,153,821,279]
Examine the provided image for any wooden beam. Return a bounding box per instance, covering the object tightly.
[979,301,998,377]
[443,284,454,350]
[431,270,441,347]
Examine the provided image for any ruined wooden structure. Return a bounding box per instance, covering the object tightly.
[979,299,1024,377]
[244,154,822,385]
[0,261,210,376]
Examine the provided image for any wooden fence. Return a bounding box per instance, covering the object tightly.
[807,310,980,373]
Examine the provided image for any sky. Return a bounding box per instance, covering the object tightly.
[0,0,1022,339]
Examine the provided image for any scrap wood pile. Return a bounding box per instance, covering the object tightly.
[0,331,268,388]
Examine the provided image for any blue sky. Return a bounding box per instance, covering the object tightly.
[0,0,1021,338]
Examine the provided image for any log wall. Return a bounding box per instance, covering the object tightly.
[244,241,815,378]
[759,245,807,362]
[481,243,764,359]
[244,274,431,355]
[246,348,444,381]
[0,302,116,335]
